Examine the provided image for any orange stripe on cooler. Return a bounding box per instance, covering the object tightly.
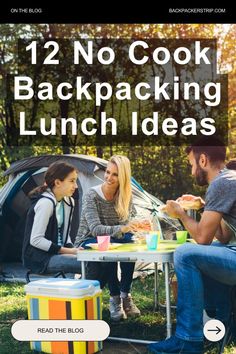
[49,300,67,319]
[87,341,95,354]
[86,299,94,320]
[51,341,69,354]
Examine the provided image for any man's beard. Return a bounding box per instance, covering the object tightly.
[195,165,208,186]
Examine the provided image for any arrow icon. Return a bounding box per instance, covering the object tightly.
[207,326,221,335]
[204,320,225,341]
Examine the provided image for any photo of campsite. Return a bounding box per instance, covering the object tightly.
[0,22,236,354]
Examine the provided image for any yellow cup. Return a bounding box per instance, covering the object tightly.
[176,231,188,244]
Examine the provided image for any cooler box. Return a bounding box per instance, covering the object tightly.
[24,278,102,354]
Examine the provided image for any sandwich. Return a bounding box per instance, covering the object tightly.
[160,198,203,212]
[177,199,203,210]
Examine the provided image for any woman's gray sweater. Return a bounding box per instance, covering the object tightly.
[74,188,131,246]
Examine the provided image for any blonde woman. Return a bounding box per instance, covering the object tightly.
[75,155,146,321]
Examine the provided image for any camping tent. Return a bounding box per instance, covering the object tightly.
[0,154,181,262]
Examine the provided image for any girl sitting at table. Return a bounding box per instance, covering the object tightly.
[75,155,149,321]
[22,161,81,276]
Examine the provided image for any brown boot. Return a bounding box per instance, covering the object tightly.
[122,294,141,317]
[109,295,127,321]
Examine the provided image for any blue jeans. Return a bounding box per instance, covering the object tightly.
[109,233,135,295]
[46,254,81,274]
[174,242,236,342]
[81,233,135,295]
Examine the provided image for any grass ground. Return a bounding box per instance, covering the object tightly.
[0,274,235,354]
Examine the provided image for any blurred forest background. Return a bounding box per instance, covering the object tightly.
[0,24,235,202]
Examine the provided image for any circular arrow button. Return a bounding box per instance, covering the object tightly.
[203,319,225,342]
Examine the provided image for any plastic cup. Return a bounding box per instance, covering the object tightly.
[146,231,159,250]
[97,235,110,251]
[176,231,188,244]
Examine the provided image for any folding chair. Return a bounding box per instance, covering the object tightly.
[25,270,66,283]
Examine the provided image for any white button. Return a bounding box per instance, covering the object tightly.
[11,320,110,341]
[203,319,225,342]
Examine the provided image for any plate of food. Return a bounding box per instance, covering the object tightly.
[86,243,124,250]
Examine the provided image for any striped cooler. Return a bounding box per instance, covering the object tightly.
[24,278,102,354]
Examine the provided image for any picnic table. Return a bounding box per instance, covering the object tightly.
[77,240,185,342]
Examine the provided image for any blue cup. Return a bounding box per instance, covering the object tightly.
[146,232,158,250]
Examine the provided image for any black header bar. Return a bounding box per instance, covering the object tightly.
[1,5,235,24]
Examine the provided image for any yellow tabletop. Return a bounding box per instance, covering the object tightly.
[77,240,196,263]
[87,239,194,251]
[105,240,181,252]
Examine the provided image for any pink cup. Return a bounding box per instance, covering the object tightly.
[97,235,110,251]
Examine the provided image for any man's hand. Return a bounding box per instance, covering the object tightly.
[160,194,205,215]
[164,200,185,219]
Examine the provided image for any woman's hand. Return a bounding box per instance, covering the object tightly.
[59,247,79,255]
[121,221,139,233]
[121,219,152,233]
[121,224,133,233]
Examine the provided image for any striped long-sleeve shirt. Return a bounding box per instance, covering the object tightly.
[74,187,132,246]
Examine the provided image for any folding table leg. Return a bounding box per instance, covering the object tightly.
[154,263,159,311]
[81,261,86,279]
[164,262,172,338]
